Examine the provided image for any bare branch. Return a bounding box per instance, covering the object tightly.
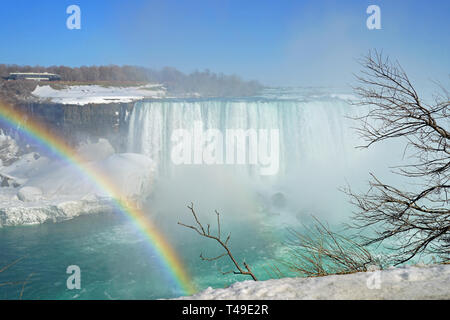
[0,257,32,299]
[346,51,450,264]
[179,203,258,281]
[283,216,377,277]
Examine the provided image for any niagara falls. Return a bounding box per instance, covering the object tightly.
[0,1,448,312]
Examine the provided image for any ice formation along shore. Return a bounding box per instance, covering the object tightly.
[0,138,155,227]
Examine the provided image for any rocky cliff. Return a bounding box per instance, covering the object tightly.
[6,101,134,151]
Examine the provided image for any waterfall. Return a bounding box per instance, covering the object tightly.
[126,94,361,181]
[125,90,402,222]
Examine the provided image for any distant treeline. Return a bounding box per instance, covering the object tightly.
[0,64,262,97]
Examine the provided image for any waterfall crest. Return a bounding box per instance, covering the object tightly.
[127,95,359,179]
[126,90,401,222]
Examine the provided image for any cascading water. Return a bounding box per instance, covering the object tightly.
[126,88,403,227]
[127,93,361,180]
[0,88,403,299]
[126,89,397,229]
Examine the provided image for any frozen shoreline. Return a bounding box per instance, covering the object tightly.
[31,83,166,105]
[0,139,155,227]
[0,197,115,227]
[176,264,450,300]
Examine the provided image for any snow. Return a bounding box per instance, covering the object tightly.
[31,83,166,105]
[0,139,156,227]
[0,152,51,184]
[0,130,20,166]
[16,186,43,202]
[177,264,450,299]
[0,199,114,226]
[76,138,115,162]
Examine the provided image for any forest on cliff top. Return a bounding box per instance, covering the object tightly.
[0,64,262,101]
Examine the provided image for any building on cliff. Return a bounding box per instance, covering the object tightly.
[5,72,61,81]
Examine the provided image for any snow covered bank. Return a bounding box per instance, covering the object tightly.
[177,264,450,300]
[0,139,155,227]
[0,130,20,166]
[0,198,115,226]
[31,83,166,105]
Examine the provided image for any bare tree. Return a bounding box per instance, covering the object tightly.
[344,50,450,265]
[283,217,377,277]
[178,203,258,281]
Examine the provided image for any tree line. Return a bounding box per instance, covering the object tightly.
[0,64,262,97]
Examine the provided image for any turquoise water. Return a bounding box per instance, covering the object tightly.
[0,208,287,300]
[0,91,388,299]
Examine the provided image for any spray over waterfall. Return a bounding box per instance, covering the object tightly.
[127,95,361,180]
[125,90,404,227]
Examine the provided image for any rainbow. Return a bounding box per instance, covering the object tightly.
[0,102,196,296]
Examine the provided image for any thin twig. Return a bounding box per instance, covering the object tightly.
[178,203,258,281]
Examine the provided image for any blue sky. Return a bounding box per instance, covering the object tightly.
[0,0,448,87]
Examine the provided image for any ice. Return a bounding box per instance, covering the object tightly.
[76,138,115,162]
[0,139,155,227]
[31,84,167,105]
[0,130,20,166]
[17,186,43,202]
[176,264,450,300]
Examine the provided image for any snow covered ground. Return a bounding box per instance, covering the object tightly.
[177,264,450,299]
[0,138,155,226]
[0,130,20,166]
[31,83,166,105]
